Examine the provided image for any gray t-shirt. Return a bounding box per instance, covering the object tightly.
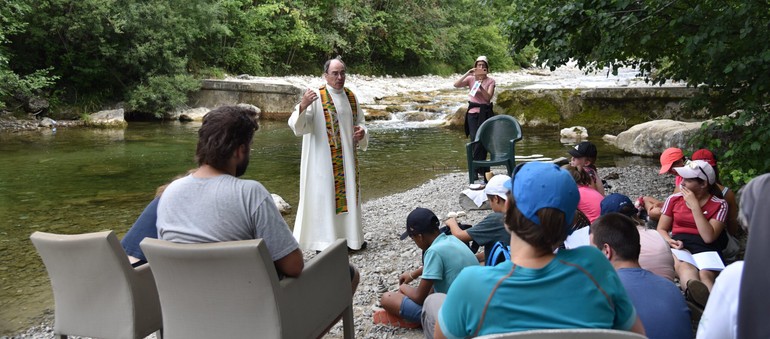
[466,212,510,261]
[157,174,298,261]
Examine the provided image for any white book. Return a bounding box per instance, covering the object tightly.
[671,249,725,271]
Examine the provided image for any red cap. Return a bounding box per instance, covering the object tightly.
[659,148,684,174]
[691,149,717,167]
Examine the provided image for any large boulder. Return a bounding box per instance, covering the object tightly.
[26,96,50,114]
[39,117,57,128]
[178,107,210,122]
[612,119,705,155]
[402,111,429,122]
[560,126,588,141]
[86,109,127,128]
[364,108,391,121]
[443,105,468,130]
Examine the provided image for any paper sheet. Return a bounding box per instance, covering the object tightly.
[671,249,725,271]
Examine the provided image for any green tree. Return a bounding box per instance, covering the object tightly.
[3,0,523,118]
[0,0,57,111]
[8,0,223,116]
[504,0,770,186]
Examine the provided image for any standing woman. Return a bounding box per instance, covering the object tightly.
[656,160,728,292]
[454,56,496,182]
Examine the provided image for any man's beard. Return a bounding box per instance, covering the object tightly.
[235,157,249,177]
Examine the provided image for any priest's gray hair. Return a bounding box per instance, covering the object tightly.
[323,56,345,74]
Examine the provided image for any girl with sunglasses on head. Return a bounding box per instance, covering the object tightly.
[656,160,728,296]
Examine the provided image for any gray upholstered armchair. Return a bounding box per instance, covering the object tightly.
[30,230,163,339]
[140,238,354,339]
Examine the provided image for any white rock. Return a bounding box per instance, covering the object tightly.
[271,194,291,214]
[560,126,588,140]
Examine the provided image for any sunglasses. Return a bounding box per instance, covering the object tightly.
[684,160,710,181]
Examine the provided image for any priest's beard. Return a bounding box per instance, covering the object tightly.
[235,156,249,177]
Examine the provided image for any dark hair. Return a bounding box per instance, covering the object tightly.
[323,56,345,74]
[195,106,258,171]
[565,165,592,186]
[590,213,641,261]
[505,197,567,255]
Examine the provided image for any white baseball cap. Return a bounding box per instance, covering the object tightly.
[484,174,510,200]
[674,160,716,185]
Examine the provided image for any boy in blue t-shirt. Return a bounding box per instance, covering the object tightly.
[373,207,478,330]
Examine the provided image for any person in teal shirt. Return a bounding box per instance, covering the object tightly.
[374,207,478,330]
[422,162,645,338]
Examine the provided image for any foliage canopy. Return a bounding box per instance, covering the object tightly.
[1,0,526,118]
[504,0,770,186]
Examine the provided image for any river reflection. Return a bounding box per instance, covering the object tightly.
[0,120,653,334]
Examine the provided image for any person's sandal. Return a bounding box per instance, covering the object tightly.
[372,309,421,329]
[685,280,710,309]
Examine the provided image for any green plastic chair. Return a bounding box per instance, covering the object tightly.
[466,115,523,183]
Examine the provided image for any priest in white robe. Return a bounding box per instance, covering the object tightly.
[288,57,369,251]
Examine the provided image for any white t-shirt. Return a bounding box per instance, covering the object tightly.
[697,261,743,339]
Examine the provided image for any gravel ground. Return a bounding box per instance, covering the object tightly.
[4,165,673,339]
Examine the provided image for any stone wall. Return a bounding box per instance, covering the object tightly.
[189,80,302,120]
[495,87,712,134]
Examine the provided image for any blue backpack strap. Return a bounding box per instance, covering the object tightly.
[485,241,511,267]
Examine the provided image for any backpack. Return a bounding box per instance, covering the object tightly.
[485,241,511,267]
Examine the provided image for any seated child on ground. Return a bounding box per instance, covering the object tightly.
[445,174,511,263]
[374,207,479,330]
[568,141,605,195]
[565,165,604,223]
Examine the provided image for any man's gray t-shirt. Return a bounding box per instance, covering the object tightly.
[157,174,298,261]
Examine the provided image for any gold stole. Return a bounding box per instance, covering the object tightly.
[318,86,360,214]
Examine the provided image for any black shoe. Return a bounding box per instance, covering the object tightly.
[348,241,367,252]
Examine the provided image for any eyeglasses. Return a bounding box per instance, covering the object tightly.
[327,71,346,78]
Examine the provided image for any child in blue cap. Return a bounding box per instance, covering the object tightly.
[422,162,645,338]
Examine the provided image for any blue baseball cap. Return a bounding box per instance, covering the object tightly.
[504,162,579,226]
[600,193,636,217]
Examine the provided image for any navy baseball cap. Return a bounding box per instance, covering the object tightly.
[600,193,636,217]
[568,141,598,158]
[400,207,440,240]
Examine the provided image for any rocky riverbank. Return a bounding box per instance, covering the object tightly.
[4,165,673,339]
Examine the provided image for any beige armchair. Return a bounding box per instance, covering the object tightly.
[140,238,354,339]
[476,329,647,339]
[30,230,163,339]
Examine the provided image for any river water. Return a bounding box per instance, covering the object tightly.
[0,66,665,335]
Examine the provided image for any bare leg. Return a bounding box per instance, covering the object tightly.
[380,291,406,315]
[675,260,700,292]
[642,196,663,221]
[699,270,719,291]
